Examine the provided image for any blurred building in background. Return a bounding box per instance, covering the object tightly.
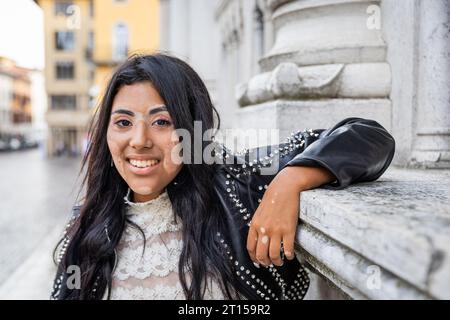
[92,0,159,103]
[36,0,160,157]
[0,59,14,143]
[0,56,36,150]
[36,0,93,157]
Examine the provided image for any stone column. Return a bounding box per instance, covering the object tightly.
[168,0,190,60]
[235,0,392,147]
[410,0,450,168]
[262,0,386,71]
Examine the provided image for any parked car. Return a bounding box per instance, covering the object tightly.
[0,134,39,152]
[9,137,21,150]
[0,138,8,151]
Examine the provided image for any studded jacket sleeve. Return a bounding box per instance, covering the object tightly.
[228,117,395,191]
[284,117,395,189]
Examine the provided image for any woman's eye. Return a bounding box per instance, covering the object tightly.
[153,119,171,126]
[115,119,132,127]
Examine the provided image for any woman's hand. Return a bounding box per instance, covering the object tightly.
[246,165,335,267]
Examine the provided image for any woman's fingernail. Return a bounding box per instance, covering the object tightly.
[253,262,260,268]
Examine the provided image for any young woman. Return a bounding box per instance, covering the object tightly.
[51,53,395,300]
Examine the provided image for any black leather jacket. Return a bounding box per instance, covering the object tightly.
[51,117,395,300]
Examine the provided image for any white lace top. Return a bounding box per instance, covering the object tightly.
[108,188,225,300]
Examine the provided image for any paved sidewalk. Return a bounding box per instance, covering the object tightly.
[0,225,62,300]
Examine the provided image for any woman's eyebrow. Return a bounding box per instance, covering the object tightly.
[149,106,168,115]
[111,105,168,116]
[111,109,134,116]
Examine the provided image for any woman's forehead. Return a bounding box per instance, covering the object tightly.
[113,82,165,110]
[114,81,163,103]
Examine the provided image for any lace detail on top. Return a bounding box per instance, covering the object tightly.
[110,278,225,300]
[114,238,182,280]
[109,188,225,300]
[123,188,181,236]
[112,283,185,300]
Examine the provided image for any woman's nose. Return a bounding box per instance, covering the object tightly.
[129,121,153,149]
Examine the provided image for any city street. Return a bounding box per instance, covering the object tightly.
[0,147,83,299]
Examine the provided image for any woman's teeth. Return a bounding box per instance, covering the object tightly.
[129,159,160,168]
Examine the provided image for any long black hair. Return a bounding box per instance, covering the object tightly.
[54,53,242,299]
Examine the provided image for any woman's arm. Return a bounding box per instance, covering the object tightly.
[277,165,336,192]
[245,117,395,267]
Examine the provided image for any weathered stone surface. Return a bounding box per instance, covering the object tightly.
[295,167,450,299]
[298,225,431,299]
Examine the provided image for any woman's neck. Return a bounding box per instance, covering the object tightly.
[132,188,165,203]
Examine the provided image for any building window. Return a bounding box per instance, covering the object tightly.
[55,0,73,16]
[55,31,75,51]
[86,31,94,59]
[51,95,77,110]
[88,31,94,52]
[56,62,75,79]
[89,0,94,17]
[112,22,129,61]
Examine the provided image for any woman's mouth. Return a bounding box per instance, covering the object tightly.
[127,158,160,175]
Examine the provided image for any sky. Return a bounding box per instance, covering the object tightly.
[0,0,44,70]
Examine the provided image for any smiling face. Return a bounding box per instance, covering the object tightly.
[107,81,182,202]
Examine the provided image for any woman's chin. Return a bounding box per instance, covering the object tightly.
[129,184,166,200]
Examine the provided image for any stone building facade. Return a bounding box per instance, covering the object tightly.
[162,0,450,168]
[161,0,450,299]
[212,0,450,169]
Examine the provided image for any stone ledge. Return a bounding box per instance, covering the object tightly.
[295,167,450,299]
